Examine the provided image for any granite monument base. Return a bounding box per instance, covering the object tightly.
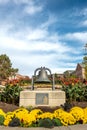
[19,90,66,107]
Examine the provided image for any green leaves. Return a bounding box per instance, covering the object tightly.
[52,118,62,126]
[8,117,21,127]
[62,84,87,102]
[0,84,23,105]
[38,118,54,128]
[0,54,18,80]
[0,115,5,125]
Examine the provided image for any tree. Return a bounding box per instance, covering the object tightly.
[83,44,87,79]
[63,70,75,78]
[64,71,70,78]
[0,54,18,81]
[83,56,87,79]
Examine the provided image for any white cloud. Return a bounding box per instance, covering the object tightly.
[41,13,57,29]
[13,0,31,4]
[65,63,77,67]
[0,21,69,54]
[0,0,32,4]
[0,4,82,77]
[10,53,56,76]
[0,23,14,34]
[81,8,87,16]
[51,67,75,74]
[24,5,43,15]
[24,1,43,15]
[9,52,77,77]
[0,22,79,77]
[0,0,9,4]
[0,32,71,54]
[74,8,87,17]
[62,32,87,43]
[0,34,28,51]
[27,29,48,40]
[81,20,87,26]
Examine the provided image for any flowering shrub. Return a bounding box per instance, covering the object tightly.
[55,77,82,86]
[0,84,23,105]
[55,77,87,102]
[62,84,87,102]
[0,107,87,127]
[83,107,87,124]
[54,108,76,126]
[70,107,84,124]
[55,76,87,86]
[7,77,31,86]
[38,118,54,128]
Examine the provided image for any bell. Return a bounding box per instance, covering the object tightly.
[35,67,51,83]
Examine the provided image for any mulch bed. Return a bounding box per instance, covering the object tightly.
[0,101,87,113]
[0,102,19,112]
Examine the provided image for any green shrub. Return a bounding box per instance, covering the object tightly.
[8,117,21,127]
[38,118,54,128]
[0,115,5,125]
[62,84,87,102]
[61,102,72,111]
[26,106,33,112]
[0,84,23,105]
[52,118,63,126]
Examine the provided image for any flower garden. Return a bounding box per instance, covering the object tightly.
[0,106,87,128]
[0,77,87,128]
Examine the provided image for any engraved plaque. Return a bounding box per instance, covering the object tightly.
[36,93,49,105]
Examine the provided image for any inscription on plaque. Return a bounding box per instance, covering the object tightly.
[36,93,49,105]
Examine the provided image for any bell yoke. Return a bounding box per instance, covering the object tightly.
[31,67,55,90]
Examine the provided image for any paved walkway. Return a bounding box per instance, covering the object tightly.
[0,124,87,130]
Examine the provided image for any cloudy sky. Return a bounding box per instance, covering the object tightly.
[0,0,87,77]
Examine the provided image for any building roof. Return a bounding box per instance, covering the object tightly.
[77,63,85,68]
[63,70,75,74]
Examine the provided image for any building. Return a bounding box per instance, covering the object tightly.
[75,63,85,79]
[63,70,75,77]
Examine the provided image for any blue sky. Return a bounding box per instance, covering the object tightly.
[0,0,87,77]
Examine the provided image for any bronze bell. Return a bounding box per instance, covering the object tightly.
[34,67,51,83]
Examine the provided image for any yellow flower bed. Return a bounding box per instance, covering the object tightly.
[0,109,6,117]
[0,106,87,127]
[70,107,84,123]
[54,108,76,126]
[83,107,87,123]
[38,112,55,120]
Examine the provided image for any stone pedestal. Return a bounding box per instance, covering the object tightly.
[19,90,66,107]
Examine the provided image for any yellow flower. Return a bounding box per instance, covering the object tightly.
[29,109,43,115]
[22,113,37,127]
[4,112,14,126]
[54,108,76,126]
[1,106,87,127]
[70,107,84,123]
[83,107,87,123]
[38,112,54,120]
[12,107,29,124]
[0,109,6,117]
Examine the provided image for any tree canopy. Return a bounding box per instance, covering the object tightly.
[83,56,87,79]
[0,54,18,81]
[83,44,87,79]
